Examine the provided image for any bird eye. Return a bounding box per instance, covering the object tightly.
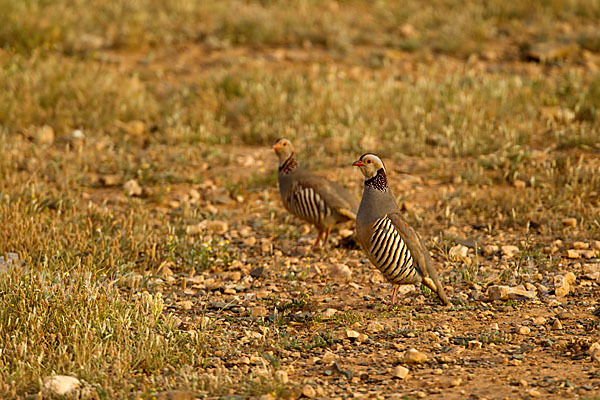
[366,159,372,164]
[282,142,287,146]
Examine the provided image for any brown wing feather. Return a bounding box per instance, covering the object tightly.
[387,213,449,305]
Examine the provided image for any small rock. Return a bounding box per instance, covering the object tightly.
[366,321,385,333]
[482,245,499,256]
[552,319,563,330]
[589,342,600,363]
[527,42,578,62]
[518,326,531,335]
[574,241,590,250]
[592,240,600,250]
[346,329,360,339]
[124,179,143,196]
[404,348,428,364]
[100,174,121,186]
[449,244,469,260]
[302,384,316,398]
[43,375,80,396]
[528,389,542,398]
[328,263,352,281]
[449,378,462,387]
[322,351,336,364]
[339,228,354,238]
[251,306,268,317]
[35,125,55,145]
[276,370,289,384]
[249,267,265,278]
[562,217,577,228]
[513,179,526,189]
[178,300,194,310]
[322,308,338,318]
[205,220,228,235]
[185,224,203,235]
[155,390,195,400]
[393,365,409,379]
[468,340,483,349]
[565,249,581,259]
[501,245,520,258]
[413,391,427,399]
[554,273,575,297]
[533,316,547,325]
[486,285,537,301]
[243,236,257,246]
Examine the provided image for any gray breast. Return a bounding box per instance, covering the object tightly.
[369,216,417,283]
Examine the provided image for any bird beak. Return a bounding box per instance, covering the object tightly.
[352,160,364,167]
[272,143,280,150]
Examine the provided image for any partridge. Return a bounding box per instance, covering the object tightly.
[272,138,358,247]
[352,154,449,305]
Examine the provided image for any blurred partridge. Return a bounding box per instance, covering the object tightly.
[352,154,449,305]
[272,138,358,247]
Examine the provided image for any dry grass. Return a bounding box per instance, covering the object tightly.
[1,0,600,398]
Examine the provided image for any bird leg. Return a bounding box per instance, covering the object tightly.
[322,228,331,246]
[312,231,323,248]
[391,284,400,305]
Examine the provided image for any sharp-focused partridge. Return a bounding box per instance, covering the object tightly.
[352,154,449,305]
[272,138,359,247]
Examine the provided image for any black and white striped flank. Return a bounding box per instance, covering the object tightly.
[288,185,332,224]
[369,216,417,283]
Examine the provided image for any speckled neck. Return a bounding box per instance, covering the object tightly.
[365,168,388,191]
[279,153,298,174]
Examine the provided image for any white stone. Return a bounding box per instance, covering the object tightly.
[43,375,80,396]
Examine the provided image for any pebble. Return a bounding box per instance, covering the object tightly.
[449,378,462,387]
[533,316,547,325]
[322,351,336,364]
[346,329,360,339]
[329,264,352,281]
[43,375,81,396]
[552,319,563,330]
[178,300,194,310]
[251,306,268,317]
[528,389,542,397]
[302,384,316,398]
[573,241,589,250]
[35,125,55,145]
[403,348,428,364]
[482,245,499,256]
[322,308,338,318]
[276,370,289,384]
[562,217,577,227]
[518,326,531,335]
[393,365,409,379]
[589,342,600,363]
[565,249,580,259]
[554,272,576,297]
[155,390,195,400]
[414,391,426,399]
[449,244,469,260]
[124,179,143,196]
[205,220,229,235]
[486,285,537,301]
[501,245,520,258]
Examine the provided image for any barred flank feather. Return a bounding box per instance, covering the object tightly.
[288,185,332,225]
[370,216,418,283]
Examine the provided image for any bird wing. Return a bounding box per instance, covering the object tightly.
[294,170,358,219]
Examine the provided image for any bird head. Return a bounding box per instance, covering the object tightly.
[272,138,294,162]
[352,153,386,179]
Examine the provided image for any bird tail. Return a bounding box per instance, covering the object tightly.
[422,251,450,306]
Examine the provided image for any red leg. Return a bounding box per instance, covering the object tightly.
[322,228,331,246]
[391,285,400,305]
[313,231,323,248]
